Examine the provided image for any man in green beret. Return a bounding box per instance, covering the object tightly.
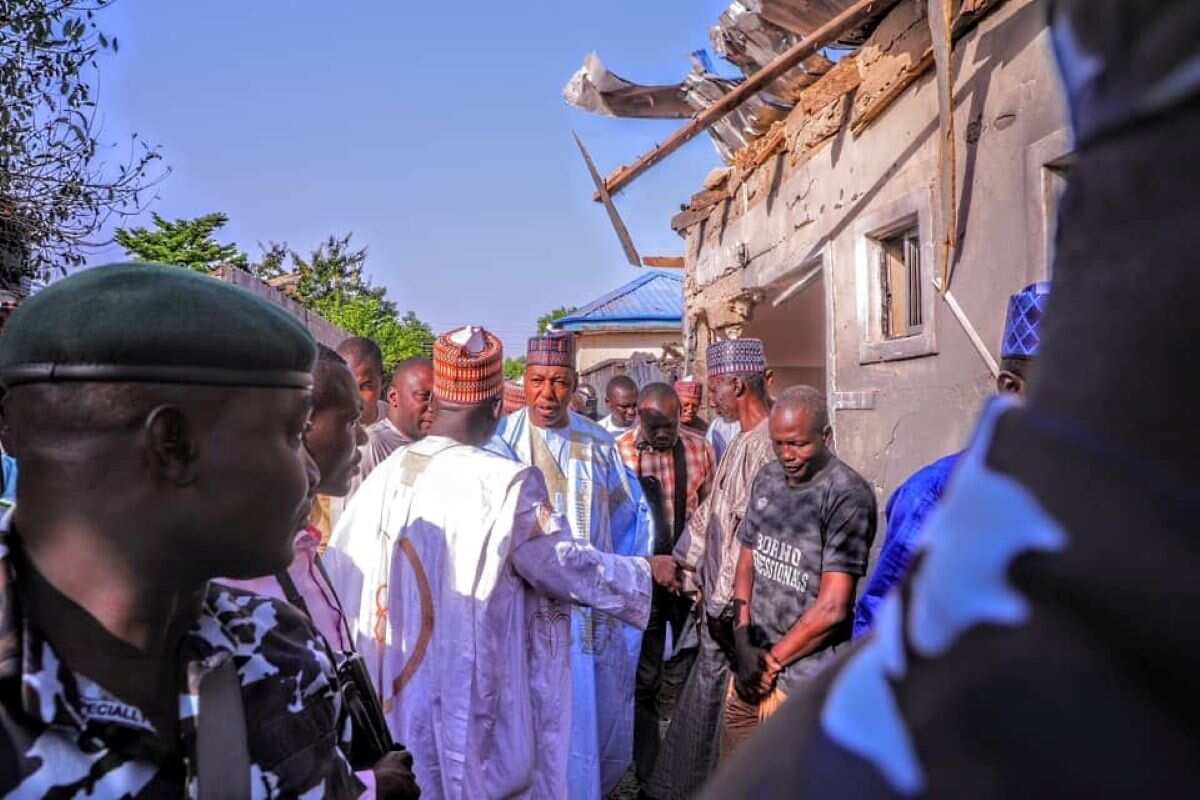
[0,263,414,798]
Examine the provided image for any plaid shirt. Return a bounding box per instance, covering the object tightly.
[617,426,716,535]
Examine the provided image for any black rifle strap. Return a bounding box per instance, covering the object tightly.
[671,437,688,542]
[197,657,250,800]
[275,568,311,617]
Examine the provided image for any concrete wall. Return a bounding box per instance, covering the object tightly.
[211,265,351,348]
[572,329,681,375]
[682,0,1067,508]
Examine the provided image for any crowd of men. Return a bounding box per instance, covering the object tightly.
[0,260,1048,800]
[0,3,1196,797]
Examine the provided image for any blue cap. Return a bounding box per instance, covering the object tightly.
[1001,282,1051,360]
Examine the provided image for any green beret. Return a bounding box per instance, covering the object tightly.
[0,263,316,389]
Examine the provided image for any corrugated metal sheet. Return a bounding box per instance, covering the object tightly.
[554,271,683,332]
[751,0,884,45]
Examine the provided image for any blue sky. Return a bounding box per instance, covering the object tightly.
[90,0,734,345]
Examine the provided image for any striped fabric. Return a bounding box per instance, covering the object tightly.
[432,326,505,404]
[615,427,715,535]
[674,377,703,402]
[526,331,576,367]
[503,380,527,413]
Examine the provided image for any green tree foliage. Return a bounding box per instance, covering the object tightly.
[1,0,167,283]
[115,212,434,370]
[537,306,576,334]
[114,212,245,271]
[314,295,433,371]
[503,357,526,380]
[270,234,433,370]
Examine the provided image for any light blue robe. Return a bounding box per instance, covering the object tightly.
[494,409,653,799]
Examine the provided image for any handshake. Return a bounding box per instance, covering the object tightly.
[647,555,693,594]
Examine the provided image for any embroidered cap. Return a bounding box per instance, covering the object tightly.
[526,331,576,368]
[1001,282,1051,360]
[502,380,527,412]
[432,326,505,404]
[674,377,703,402]
[706,338,766,378]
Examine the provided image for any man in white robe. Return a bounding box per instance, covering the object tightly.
[330,326,677,800]
[494,332,657,799]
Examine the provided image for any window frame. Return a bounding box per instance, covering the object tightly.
[854,188,938,364]
[1024,127,1075,284]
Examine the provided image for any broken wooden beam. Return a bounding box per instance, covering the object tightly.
[594,0,903,201]
[687,188,730,213]
[671,205,717,233]
[642,256,685,268]
[929,0,958,293]
[573,131,641,267]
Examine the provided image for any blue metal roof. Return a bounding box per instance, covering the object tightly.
[553,271,682,333]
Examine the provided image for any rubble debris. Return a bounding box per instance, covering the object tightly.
[562,52,693,119]
[710,2,835,103]
[749,0,888,45]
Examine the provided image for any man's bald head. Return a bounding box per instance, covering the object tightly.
[606,375,639,428]
[638,382,681,451]
[772,385,829,435]
[337,337,385,425]
[607,375,637,398]
[639,382,680,414]
[337,337,384,375]
[769,386,831,483]
[388,356,434,441]
[391,356,432,385]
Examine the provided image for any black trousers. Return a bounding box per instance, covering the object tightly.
[633,588,696,784]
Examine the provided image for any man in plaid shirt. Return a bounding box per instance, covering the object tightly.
[616,382,717,788]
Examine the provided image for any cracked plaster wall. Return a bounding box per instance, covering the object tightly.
[682,0,1066,527]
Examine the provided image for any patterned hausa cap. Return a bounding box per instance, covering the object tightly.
[432,325,505,404]
[674,376,703,402]
[706,338,766,378]
[1001,282,1051,360]
[526,331,576,368]
[502,380,527,411]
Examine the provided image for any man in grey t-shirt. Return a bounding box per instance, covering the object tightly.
[725,386,876,756]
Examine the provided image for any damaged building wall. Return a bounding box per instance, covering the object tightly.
[571,330,681,376]
[678,0,1067,506]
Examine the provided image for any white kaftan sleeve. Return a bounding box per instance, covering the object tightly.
[509,469,652,630]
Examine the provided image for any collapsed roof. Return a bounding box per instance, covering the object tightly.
[563,0,882,163]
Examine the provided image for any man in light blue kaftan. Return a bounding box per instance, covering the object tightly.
[493,332,655,800]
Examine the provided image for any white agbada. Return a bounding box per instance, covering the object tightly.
[493,408,654,799]
[328,434,651,800]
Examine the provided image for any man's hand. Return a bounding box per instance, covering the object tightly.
[648,555,682,592]
[373,747,420,799]
[757,650,783,695]
[732,624,767,703]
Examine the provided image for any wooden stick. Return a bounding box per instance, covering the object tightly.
[942,289,999,378]
[595,0,901,201]
[642,256,686,268]
[574,131,641,267]
[929,0,958,293]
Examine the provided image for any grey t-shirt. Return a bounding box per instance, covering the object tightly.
[737,457,876,693]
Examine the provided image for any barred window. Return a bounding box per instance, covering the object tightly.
[878,226,922,340]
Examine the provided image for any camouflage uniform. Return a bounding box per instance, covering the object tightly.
[0,525,366,799]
